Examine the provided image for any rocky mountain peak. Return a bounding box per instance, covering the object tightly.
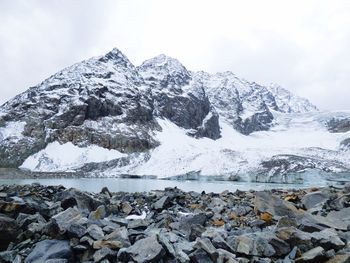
[268,83,318,113]
[98,47,133,67]
[137,54,191,87]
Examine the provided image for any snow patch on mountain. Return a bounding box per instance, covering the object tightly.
[98,112,350,179]
[20,141,126,172]
[0,122,26,142]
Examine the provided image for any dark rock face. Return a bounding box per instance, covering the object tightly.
[234,108,274,135]
[327,118,350,133]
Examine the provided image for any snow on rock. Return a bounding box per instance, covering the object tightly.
[0,122,26,142]
[116,113,350,180]
[20,141,126,172]
[1,46,347,182]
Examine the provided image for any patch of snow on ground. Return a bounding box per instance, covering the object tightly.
[20,141,126,172]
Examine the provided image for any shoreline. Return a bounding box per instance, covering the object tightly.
[0,183,349,262]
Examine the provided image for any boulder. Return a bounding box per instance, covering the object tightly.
[24,240,73,263]
[301,191,329,210]
[295,246,326,263]
[117,235,165,263]
[0,214,20,250]
[254,191,301,219]
[55,188,101,211]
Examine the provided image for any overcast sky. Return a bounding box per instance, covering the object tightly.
[1,0,350,110]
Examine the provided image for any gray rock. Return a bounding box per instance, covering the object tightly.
[325,254,350,263]
[0,250,17,262]
[93,247,117,262]
[295,246,325,263]
[217,249,237,263]
[229,233,276,257]
[153,196,170,210]
[103,226,130,248]
[67,223,87,238]
[16,212,46,228]
[121,202,133,215]
[0,214,20,250]
[311,228,345,250]
[302,191,329,210]
[189,248,214,263]
[127,219,149,230]
[24,240,73,263]
[254,191,301,219]
[176,213,207,237]
[117,235,165,263]
[55,188,101,211]
[87,224,104,240]
[311,207,350,230]
[88,205,106,221]
[158,232,176,258]
[194,238,219,261]
[51,207,82,233]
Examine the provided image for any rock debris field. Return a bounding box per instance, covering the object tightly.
[0,183,350,263]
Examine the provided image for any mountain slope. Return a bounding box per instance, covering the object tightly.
[2,47,348,183]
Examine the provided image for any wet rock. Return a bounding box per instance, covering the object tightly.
[0,214,20,250]
[24,240,73,263]
[117,235,165,263]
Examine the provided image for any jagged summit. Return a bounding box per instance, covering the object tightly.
[138,54,190,87]
[98,48,134,68]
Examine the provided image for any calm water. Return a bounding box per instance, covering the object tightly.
[0,177,341,193]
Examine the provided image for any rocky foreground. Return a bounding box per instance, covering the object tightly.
[0,184,350,263]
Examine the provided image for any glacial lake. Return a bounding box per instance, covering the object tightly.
[0,177,346,193]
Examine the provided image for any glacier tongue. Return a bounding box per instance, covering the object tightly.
[96,112,350,181]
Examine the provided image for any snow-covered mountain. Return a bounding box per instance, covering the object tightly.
[1,47,350,183]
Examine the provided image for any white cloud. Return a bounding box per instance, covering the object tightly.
[1,0,350,110]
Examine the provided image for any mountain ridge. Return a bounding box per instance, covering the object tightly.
[2,47,349,184]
